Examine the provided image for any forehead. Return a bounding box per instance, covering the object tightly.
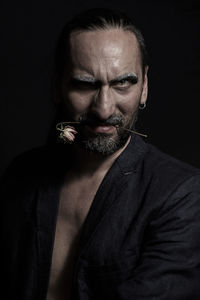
[67,29,142,79]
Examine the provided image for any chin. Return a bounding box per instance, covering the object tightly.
[76,130,131,156]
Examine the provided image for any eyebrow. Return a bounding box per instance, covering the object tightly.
[71,75,98,83]
[71,72,138,85]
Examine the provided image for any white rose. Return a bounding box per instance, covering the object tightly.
[61,126,77,143]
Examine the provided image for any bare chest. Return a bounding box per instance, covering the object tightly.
[46,178,101,300]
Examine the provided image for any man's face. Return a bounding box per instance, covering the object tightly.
[58,28,148,154]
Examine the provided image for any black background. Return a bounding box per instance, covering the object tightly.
[0,0,200,176]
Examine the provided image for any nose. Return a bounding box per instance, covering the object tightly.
[90,86,115,121]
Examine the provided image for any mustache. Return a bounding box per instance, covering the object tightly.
[78,115,124,127]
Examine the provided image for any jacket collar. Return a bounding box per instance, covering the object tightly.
[116,135,149,175]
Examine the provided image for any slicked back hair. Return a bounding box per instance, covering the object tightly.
[54,8,148,81]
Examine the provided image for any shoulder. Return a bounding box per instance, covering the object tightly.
[2,146,50,181]
[0,144,70,215]
[124,136,200,204]
[1,144,69,177]
[140,141,200,208]
[0,143,70,189]
[125,136,200,182]
[145,142,200,181]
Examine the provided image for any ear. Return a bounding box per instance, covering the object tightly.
[52,72,62,104]
[140,66,148,105]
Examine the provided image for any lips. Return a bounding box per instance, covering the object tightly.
[85,124,116,134]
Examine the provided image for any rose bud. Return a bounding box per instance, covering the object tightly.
[60,126,78,143]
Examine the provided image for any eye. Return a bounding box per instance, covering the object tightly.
[112,77,138,90]
[117,79,130,87]
[113,79,132,90]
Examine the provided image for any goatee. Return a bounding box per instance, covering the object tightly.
[75,112,138,155]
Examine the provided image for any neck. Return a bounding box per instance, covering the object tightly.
[71,137,131,177]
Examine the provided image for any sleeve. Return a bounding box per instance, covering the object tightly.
[116,174,200,299]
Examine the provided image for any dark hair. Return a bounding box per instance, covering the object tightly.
[54,8,148,80]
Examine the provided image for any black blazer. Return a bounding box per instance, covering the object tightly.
[1,136,200,300]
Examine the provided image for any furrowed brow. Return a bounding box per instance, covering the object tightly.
[110,73,138,84]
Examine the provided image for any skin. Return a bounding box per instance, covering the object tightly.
[56,28,148,161]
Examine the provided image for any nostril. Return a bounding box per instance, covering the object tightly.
[91,101,115,120]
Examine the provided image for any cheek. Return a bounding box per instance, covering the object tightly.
[62,90,94,116]
[117,90,141,116]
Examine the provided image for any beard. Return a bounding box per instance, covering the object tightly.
[55,102,139,155]
[75,111,138,155]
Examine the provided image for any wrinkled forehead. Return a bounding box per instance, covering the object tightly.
[66,29,142,75]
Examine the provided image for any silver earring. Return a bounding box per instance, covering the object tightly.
[139,102,146,110]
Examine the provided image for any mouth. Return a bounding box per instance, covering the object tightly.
[56,121,148,145]
[85,124,116,134]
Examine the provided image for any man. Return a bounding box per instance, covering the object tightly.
[1,8,200,300]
